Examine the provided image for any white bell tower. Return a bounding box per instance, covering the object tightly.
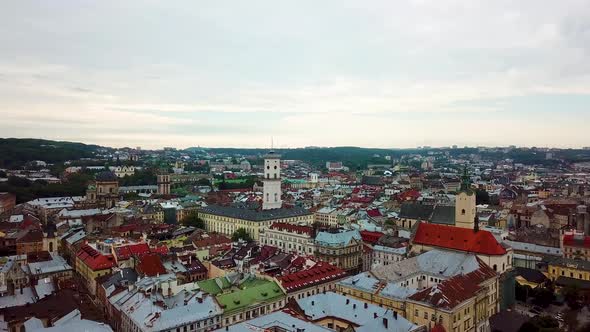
[262,151,282,210]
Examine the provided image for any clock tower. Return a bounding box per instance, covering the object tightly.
[262,151,282,210]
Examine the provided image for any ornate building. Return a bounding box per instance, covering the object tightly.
[86,171,119,208]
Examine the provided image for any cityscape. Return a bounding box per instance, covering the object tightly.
[2,1,590,332]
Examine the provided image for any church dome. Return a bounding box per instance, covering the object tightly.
[96,171,118,182]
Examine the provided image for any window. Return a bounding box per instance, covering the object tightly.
[415,309,419,317]
[424,312,428,319]
[461,209,466,215]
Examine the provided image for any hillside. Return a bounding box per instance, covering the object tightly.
[0,138,102,168]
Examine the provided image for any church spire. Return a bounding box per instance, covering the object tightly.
[459,165,473,194]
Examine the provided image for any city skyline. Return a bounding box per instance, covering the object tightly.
[2,1,590,149]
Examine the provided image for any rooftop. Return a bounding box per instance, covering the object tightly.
[200,204,311,222]
[279,262,348,292]
[372,249,483,283]
[218,310,331,332]
[412,223,507,256]
[315,229,361,247]
[296,292,420,332]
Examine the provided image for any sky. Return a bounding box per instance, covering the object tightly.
[1,0,589,149]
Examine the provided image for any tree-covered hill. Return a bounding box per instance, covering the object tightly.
[0,138,102,168]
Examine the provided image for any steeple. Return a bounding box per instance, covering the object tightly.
[459,166,473,194]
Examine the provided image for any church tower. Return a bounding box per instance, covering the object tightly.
[455,167,477,229]
[262,151,282,210]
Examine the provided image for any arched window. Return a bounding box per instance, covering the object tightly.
[493,264,497,271]
[266,193,269,202]
[461,209,466,215]
[274,193,278,202]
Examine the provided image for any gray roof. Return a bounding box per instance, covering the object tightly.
[297,292,420,332]
[399,203,433,220]
[95,171,118,182]
[430,205,455,225]
[399,203,456,226]
[200,204,311,222]
[315,229,361,247]
[371,249,481,283]
[218,311,331,332]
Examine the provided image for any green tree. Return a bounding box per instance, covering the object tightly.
[475,189,491,205]
[232,228,252,242]
[518,315,560,332]
[181,211,205,229]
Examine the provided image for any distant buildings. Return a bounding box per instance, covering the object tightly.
[199,151,313,240]
[0,192,16,214]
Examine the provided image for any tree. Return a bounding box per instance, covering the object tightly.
[531,287,555,308]
[181,211,205,229]
[232,228,252,242]
[518,315,560,332]
[475,189,491,205]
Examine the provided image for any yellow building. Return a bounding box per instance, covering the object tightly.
[547,257,590,282]
[338,251,500,332]
[199,205,312,241]
[75,244,116,295]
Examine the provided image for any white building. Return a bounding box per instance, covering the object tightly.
[110,274,223,332]
[259,222,315,256]
[372,245,407,267]
[262,151,282,210]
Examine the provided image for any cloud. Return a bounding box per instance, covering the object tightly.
[0,0,589,148]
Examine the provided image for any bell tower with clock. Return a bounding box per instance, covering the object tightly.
[262,150,282,210]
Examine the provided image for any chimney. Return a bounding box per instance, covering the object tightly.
[383,318,388,329]
[393,311,398,320]
[364,303,368,309]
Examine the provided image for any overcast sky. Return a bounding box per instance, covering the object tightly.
[1,1,589,149]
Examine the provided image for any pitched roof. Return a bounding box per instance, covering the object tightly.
[563,234,590,249]
[360,230,384,245]
[408,260,497,310]
[279,262,348,292]
[269,222,314,236]
[412,223,507,256]
[136,253,166,277]
[76,244,116,271]
[114,243,151,261]
[399,203,433,220]
[315,229,362,247]
[200,204,311,222]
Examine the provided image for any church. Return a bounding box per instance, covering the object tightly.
[199,151,313,240]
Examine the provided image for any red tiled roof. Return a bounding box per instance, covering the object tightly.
[366,209,382,218]
[360,230,384,245]
[413,223,506,256]
[136,253,166,277]
[76,244,116,271]
[151,244,169,255]
[269,222,314,236]
[409,259,497,309]
[279,262,348,292]
[563,234,590,249]
[193,233,232,248]
[114,243,151,261]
